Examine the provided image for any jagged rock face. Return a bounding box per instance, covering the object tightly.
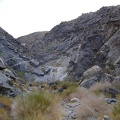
[0,27,33,81]
[18,5,120,81]
[0,27,70,82]
[0,27,28,69]
[17,31,47,59]
[0,5,120,95]
[0,57,22,97]
[68,6,120,80]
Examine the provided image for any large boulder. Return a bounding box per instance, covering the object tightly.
[80,65,115,88]
[80,65,103,88]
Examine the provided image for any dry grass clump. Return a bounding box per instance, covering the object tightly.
[59,81,78,89]
[11,91,62,120]
[77,94,111,120]
[70,87,89,99]
[69,86,111,120]
[60,85,77,100]
[112,81,120,91]
[57,81,78,100]
[111,95,120,120]
[0,96,12,110]
[0,96,12,120]
[90,82,111,95]
[0,108,11,120]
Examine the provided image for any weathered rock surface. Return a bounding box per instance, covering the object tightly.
[0,5,120,87]
[16,5,120,84]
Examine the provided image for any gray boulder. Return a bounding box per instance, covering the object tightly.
[105,98,117,104]
[80,65,103,88]
[4,68,16,79]
[103,115,111,120]
[29,59,39,67]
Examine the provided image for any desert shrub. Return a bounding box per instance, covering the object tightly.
[77,94,111,120]
[112,81,120,90]
[50,84,58,90]
[11,91,61,120]
[68,87,111,119]
[70,87,89,99]
[0,108,11,120]
[0,96,12,120]
[107,63,115,70]
[60,85,77,100]
[60,81,78,89]
[111,95,120,120]
[90,82,111,96]
[56,81,78,100]
[0,96,12,111]
[17,70,24,78]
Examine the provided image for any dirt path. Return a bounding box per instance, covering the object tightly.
[61,100,80,120]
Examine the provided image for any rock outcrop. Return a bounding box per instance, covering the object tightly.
[17,5,120,84]
[0,5,120,89]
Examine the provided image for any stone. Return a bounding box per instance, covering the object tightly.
[49,81,57,86]
[7,88,22,97]
[82,65,102,79]
[29,59,39,67]
[103,115,111,120]
[32,67,44,76]
[70,98,80,103]
[0,71,10,83]
[105,98,117,104]
[4,68,16,79]
[104,88,120,98]
[28,88,33,91]
[58,87,64,92]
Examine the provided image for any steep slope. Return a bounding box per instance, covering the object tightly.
[18,5,120,83]
[17,31,47,58]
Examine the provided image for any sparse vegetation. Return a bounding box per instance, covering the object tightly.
[11,91,61,120]
[60,85,77,100]
[17,70,24,78]
[69,86,111,120]
[54,81,78,100]
[0,96,12,120]
[0,96,12,111]
[112,81,120,91]
[0,108,10,120]
[90,82,111,95]
[77,94,111,120]
[111,95,120,120]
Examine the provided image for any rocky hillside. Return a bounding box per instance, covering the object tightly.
[17,31,47,58]
[17,5,120,85]
[0,5,120,90]
[0,5,120,120]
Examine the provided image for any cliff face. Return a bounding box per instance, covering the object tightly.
[17,5,120,83]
